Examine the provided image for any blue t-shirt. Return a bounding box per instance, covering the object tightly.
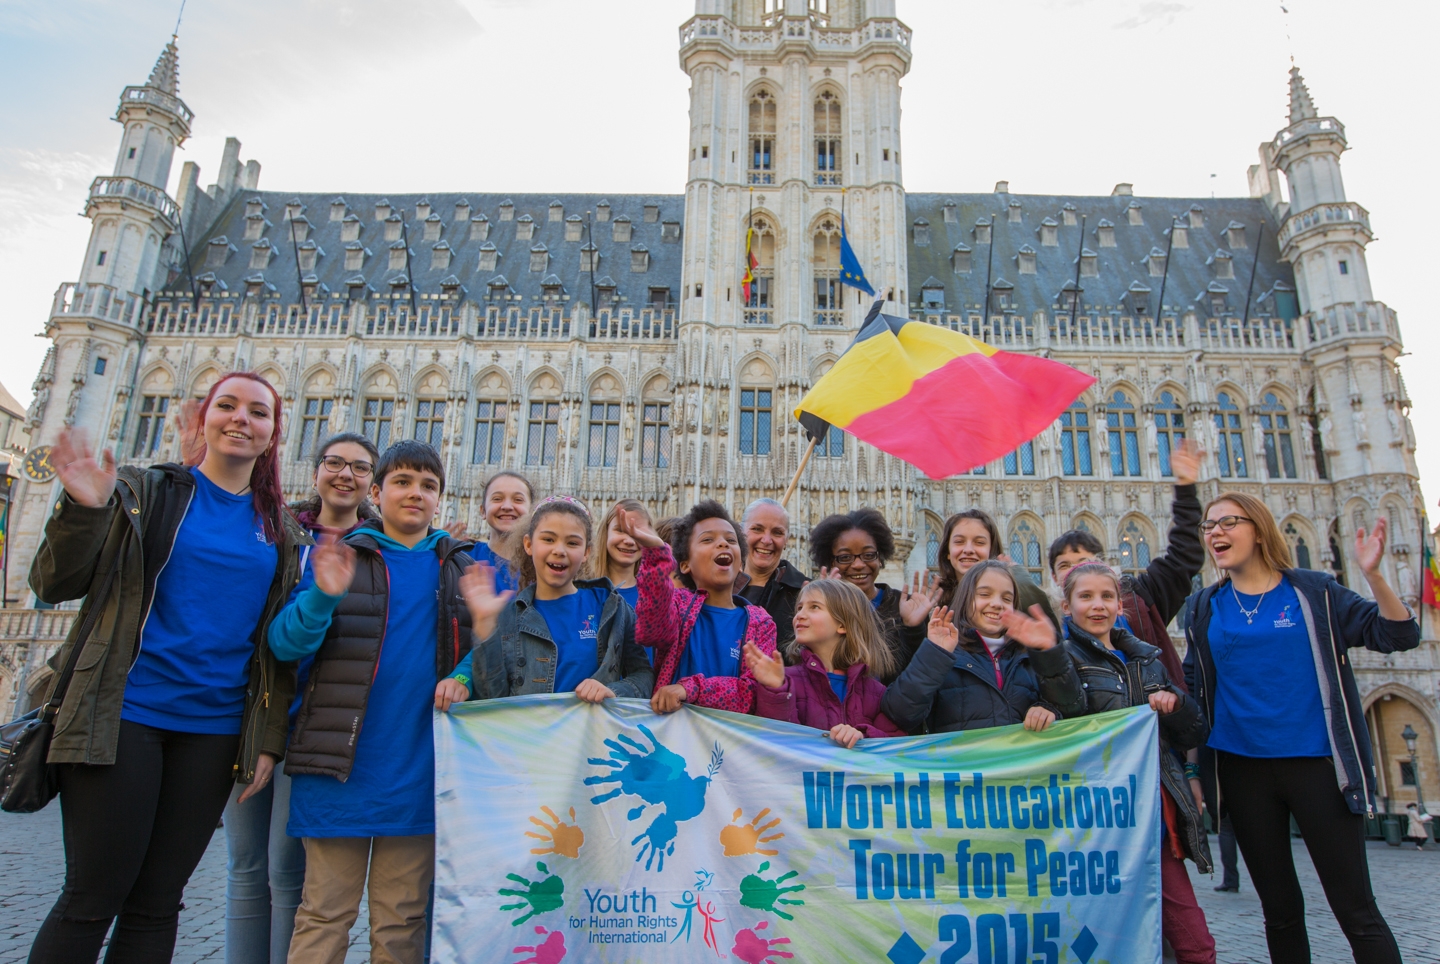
[1207,575,1331,758]
[472,542,517,592]
[122,468,277,734]
[289,542,442,837]
[534,587,607,693]
[676,605,747,680]
[827,672,848,702]
[616,584,639,612]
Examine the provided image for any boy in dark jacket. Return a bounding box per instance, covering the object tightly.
[268,441,473,964]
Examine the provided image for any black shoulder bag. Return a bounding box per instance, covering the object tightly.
[0,565,119,813]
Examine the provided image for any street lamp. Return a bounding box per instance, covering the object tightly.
[1402,723,1427,815]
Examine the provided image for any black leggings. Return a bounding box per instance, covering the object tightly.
[1218,752,1400,964]
[29,720,240,964]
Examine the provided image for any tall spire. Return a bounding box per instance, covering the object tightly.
[1287,65,1317,124]
[146,37,180,96]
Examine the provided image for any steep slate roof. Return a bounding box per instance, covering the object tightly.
[174,192,685,308]
[904,193,1298,320]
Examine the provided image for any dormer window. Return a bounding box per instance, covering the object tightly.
[974,218,992,245]
[414,199,431,220]
[991,280,1015,313]
[423,214,442,242]
[565,215,584,242]
[287,217,311,244]
[470,216,490,241]
[1208,284,1229,315]
[921,279,945,313]
[1038,217,1058,246]
[648,286,670,310]
[384,216,403,242]
[952,243,972,274]
[580,243,599,272]
[249,239,273,270]
[549,201,564,222]
[912,218,931,247]
[1079,247,1099,277]
[1126,201,1143,226]
[613,216,633,243]
[943,202,958,224]
[1008,200,1023,223]
[1225,221,1247,248]
[661,220,681,243]
[341,215,362,242]
[329,198,347,221]
[388,241,409,271]
[1188,205,1204,228]
[206,236,235,267]
[297,241,322,272]
[454,200,471,222]
[644,204,659,223]
[541,274,564,300]
[631,245,650,273]
[344,242,367,271]
[245,198,266,218]
[529,243,549,273]
[488,275,510,300]
[431,242,452,271]
[595,276,619,303]
[1016,244,1037,275]
[1097,220,1116,247]
[1145,247,1167,277]
[284,199,304,221]
[499,200,514,221]
[244,214,269,241]
[478,242,499,272]
[1169,223,1189,249]
[1210,249,1235,280]
[595,202,610,222]
[1126,281,1151,315]
[374,200,392,221]
[516,215,536,240]
[1061,203,1078,227]
[1059,281,1081,311]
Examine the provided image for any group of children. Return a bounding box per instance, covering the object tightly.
[247,430,1214,964]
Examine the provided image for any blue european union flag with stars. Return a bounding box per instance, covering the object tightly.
[839,215,876,296]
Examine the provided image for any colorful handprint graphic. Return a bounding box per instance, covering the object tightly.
[511,925,566,964]
[526,806,584,858]
[720,807,784,857]
[731,920,793,964]
[739,861,806,921]
[585,724,723,871]
[499,861,565,926]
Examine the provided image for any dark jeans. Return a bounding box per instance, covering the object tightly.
[29,720,240,964]
[1218,752,1401,964]
[1218,813,1241,889]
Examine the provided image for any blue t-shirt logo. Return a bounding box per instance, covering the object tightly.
[1273,606,1297,629]
[579,615,598,641]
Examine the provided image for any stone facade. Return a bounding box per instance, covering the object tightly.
[2,0,1437,806]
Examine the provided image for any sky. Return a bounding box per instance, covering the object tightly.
[1,0,1436,499]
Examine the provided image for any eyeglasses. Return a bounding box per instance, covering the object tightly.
[1200,515,1252,534]
[833,550,880,566]
[319,455,374,477]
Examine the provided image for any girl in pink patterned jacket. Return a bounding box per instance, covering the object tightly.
[617,499,778,714]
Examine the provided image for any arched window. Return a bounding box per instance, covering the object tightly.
[1107,391,1141,476]
[813,218,842,325]
[814,424,845,458]
[1258,392,1297,479]
[1009,520,1044,584]
[739,388,773,456]
[472,398,508,464]
[641,377,672,469]
[1118,519,1152,574]
[1285,523,1313,569]
[412,371,448,449]
[748,90,777,185]
[1060,401,1093,476]
[587,402,621,467]
[814,91,842,186]
[1004,440,1035,476]
[1153,391,1185,477]
[926,525,940,570]
[1214,392,1248,478]
[744,216,776,324]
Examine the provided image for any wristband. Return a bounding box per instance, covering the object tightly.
[1183,763,1201,781]
[452,674,471,687]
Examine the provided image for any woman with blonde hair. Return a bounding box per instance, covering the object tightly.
[1183,491,1416,964]
[592,499,650,610]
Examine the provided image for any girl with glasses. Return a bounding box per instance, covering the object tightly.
[1183,492,1416,964]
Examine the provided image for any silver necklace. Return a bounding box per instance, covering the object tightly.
[1231,583,1268,625]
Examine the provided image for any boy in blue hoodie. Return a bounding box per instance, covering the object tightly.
[268,440,474,964]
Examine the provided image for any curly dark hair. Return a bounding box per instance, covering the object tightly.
[936,509,1004,598]
[671,500,745,591]
[807,507,895,570]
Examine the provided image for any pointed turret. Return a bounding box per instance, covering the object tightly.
[146,37,180,97]
[1287,65,1317,124]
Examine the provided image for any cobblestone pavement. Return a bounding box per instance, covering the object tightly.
[3,805,1437,962]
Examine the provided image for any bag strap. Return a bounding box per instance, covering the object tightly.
[39,563,120,724]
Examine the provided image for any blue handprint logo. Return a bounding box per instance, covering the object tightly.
[585,723,723,871]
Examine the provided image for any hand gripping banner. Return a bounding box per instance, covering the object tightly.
[434,697,1161,964]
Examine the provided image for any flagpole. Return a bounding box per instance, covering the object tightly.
[1240,222,1265,326]
[1153,215,1177,321]
[1069,214,1087,328]
[982,214,997,321]
[781,437,819,509]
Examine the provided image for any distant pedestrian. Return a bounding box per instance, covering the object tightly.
[1214,813,1241,892]
[1404,803,1432,851]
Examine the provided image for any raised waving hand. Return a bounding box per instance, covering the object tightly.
[743,641,786,690]
[999,605,1059,651]
[899,570,943,627]
[310,534,357,597]
[927,605,960,653]
[460,562,517,641]
[614,506,664,549]
[51,428,117,508]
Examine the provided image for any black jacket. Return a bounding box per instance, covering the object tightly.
[873,583,927,684]
[286,523,475,780]
[1183,568,1420,816]
[1065,625,1212,870]
[881,634,1085,735]
[739,559,809,652]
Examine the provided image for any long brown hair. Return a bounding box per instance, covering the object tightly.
[788,580,895,681]
[592,499,650,581]
[936,509,1004,598]
[1204,491,1293,580]
[950,559,1018,651]
[511,497,594,590]
[187,371,288,544]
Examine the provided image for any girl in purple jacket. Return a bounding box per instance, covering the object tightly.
[744,580,905,747]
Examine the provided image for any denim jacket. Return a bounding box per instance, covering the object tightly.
[457,578,655,700]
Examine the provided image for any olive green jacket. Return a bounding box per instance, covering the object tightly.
[28,464,308,782]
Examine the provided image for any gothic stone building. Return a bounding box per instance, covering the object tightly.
[3,0,1437,809]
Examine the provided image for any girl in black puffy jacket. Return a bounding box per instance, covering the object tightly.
[881,560,1084,735]
[1061,561,1216,964]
